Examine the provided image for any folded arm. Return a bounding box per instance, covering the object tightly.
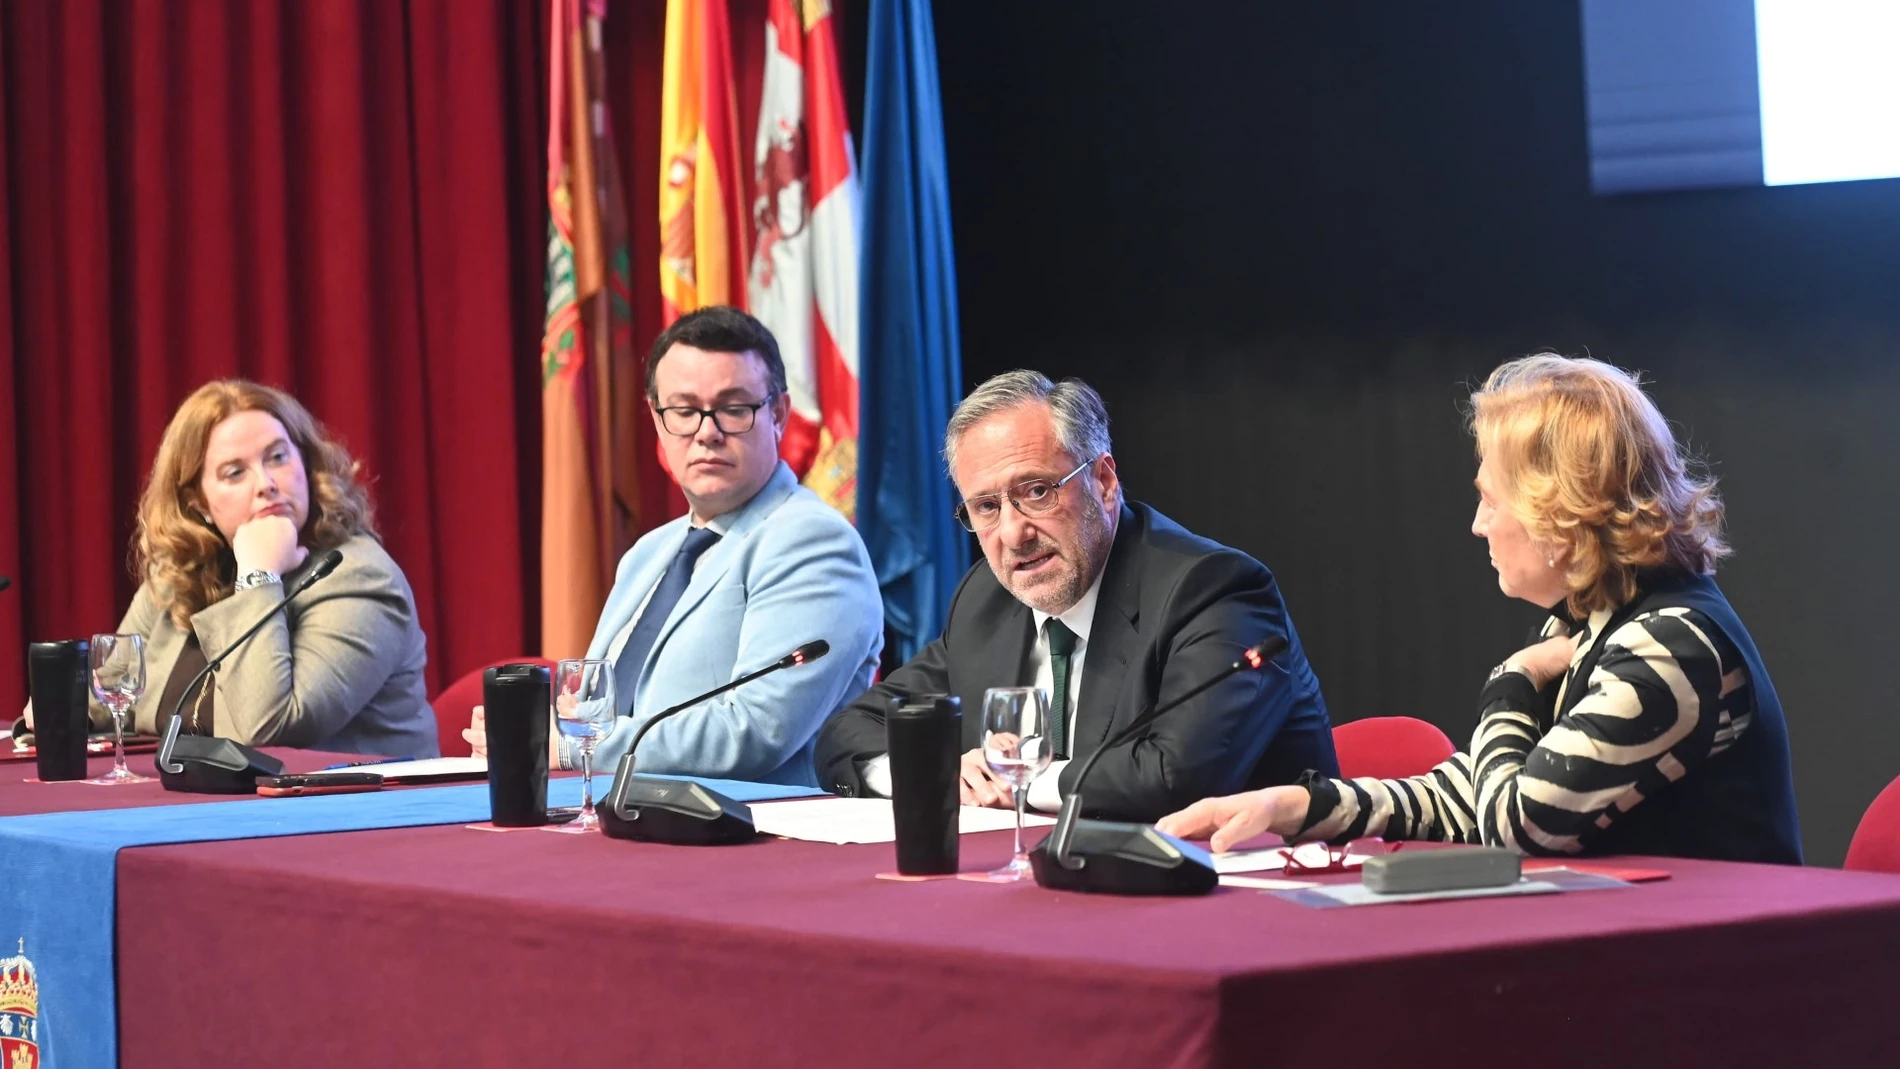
[1296,608,1744,855]
[812,573,971,796]
[191,565,418,748]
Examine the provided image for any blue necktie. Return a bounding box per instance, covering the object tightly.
[614,526,722,717]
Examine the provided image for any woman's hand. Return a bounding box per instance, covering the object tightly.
[1504,633,1579,689]
[19,700,32,731]
[232,514,309,577]
[1157,785,1312,853]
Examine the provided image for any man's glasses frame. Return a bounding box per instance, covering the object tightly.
[954,456,1098,533]
[653,398,772,438]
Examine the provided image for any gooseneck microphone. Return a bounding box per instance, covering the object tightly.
[1029,635,1288,896]
[621,639,829,759]
[600,639,831,845]
[157,550,345,793]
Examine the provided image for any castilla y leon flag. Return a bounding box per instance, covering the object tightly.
[747,0,860,519]
[542,0,647,659]
[659,0,748,324]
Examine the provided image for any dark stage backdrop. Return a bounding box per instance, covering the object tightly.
[933,1,1900,865]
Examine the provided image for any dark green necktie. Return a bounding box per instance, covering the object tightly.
[1045,619,1078,758]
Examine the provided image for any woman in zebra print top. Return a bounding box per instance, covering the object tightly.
[1159,354,1802,864]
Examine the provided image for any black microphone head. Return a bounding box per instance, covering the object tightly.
[1240,635,1290,670]
[0,575,10,593]
[787,639,830,667]
[311,550,344,579]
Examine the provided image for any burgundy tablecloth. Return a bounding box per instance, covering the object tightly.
[113,823,1900,1069]
[0,749,360,815]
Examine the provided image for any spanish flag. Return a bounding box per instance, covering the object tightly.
[659,0,748,322]
[541,0,646,658]
[746,0,861,520]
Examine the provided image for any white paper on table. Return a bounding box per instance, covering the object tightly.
[350,756,488,782]
[749,797,1056,845]
[1212,845,1384,875]
[1218,874,1319,890]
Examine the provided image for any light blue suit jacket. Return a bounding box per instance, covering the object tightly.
[576,462,883,786]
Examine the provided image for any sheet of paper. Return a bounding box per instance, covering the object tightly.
[749,797,1056,845]
[1213,847,1293,874]
[1218,874,1318,890]
[349,756,488,782]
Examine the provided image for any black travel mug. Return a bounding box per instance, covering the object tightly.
[29,639,91,782]
[484,663,552,827]
[887,694,962,875]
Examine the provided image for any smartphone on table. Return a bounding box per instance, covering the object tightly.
[255,772,386,797]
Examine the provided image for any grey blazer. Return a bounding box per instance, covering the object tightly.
[109,533,437,758]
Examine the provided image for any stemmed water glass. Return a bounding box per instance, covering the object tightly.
[547,658,615,833]
[981,685,1054,881]
[87,633,151,784]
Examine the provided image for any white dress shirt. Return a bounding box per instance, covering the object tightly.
[861,570,1104,813]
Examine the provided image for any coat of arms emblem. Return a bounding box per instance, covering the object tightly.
[0,940,39,1069]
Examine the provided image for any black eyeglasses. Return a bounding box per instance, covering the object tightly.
[954,457,1097,532]
[654,399,771,437]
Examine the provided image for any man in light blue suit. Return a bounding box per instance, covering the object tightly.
[469,307,882,786]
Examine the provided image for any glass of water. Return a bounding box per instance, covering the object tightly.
[548,658,615,833]
[981,685,1053,881]
[88,633,150,784]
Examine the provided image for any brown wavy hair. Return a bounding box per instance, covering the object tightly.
[134,380,377,629]
[1470,353,1729,618]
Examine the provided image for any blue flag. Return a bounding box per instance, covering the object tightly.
[858,0,970,662]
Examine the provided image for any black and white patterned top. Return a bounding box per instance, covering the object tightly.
[1297,604,1753,855]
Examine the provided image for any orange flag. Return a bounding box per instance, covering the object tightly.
[659,0,748,323]
[541,0,645,658]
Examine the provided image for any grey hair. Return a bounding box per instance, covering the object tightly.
[943,370,1112,473]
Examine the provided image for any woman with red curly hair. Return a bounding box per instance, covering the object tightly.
[19,380,436,758]
[1161,354,1801,864]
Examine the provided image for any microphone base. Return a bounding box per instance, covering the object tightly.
[599,764,756,846]
[158,736,286,794]
[1028,820,1219,896]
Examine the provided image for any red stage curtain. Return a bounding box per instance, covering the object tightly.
[0,0,853,714]
[0,0,550,709]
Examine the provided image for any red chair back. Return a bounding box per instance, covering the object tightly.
[1332,716,1457,780]
[429,657,558,758]
[1845,775,1900,874]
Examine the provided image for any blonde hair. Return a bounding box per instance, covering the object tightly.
[134,380,377,629]
[1470,353,1728,617]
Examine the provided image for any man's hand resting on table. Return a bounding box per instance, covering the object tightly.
[463,705,562,770]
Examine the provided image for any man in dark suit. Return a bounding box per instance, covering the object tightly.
[813,371,1336,822]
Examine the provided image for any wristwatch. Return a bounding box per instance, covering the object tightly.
[234,569,283,592]
[1487,661,1527,685]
